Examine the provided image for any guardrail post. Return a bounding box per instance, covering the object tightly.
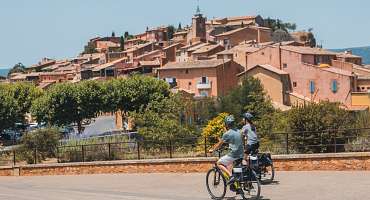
[334,131,337,153]
[108,143,111,160]
[34,148,37,164]
[56,147,60,163]
[285,133,289,154]
[13,150,16,166]
[137,142,141,160]
[204,136,207,157]
[169,139,173,159]
[81,145,85,162]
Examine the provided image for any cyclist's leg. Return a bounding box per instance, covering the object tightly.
[217,155,234,178]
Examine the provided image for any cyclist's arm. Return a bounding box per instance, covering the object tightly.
[209,138,224,153]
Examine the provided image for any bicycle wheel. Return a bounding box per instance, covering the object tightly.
[260,164,275,184]
[241,171,261,200]
[206,168,227,199]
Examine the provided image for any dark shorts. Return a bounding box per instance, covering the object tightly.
[245,142,260,155]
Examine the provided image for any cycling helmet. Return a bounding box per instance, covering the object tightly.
[242,112,254,121]
[224,115,235,126]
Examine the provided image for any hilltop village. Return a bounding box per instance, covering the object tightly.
[4,9,370,111]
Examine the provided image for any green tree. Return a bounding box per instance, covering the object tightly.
[167,25,175,40]
[0,83,42,133]
[31,81,103,133]
[219,77,275,130]
[132,94,197,142]
[7,63,26,77]
[287,101,353,153]
[307,28,317,47]
[264,18,297,32]
[124,31,129,38]
[111,31,116,37]
[120,36,125,51]
[75,80,105,133]
[83,43,97,54]
[124,31,134,40]
[0,85,18,133]
[18,128,60,164]
[109,75,170,113]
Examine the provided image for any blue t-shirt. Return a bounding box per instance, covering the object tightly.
[222,129,244,158]
[242,124,259,145]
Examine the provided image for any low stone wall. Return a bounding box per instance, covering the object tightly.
[0,166,14,176]
[273,152,370,171]
[1,152,369,176]
[19,158,216,176]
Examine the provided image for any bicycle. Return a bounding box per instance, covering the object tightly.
[206,149,261,200]
[248,150,275,184]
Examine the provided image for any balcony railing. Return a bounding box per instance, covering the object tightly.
[196,82,211,89]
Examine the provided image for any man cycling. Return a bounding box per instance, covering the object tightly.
[209,115,244,186]
[241,113,260,155]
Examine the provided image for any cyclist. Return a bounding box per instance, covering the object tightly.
[241,112,260,155]
[209,115,244,186]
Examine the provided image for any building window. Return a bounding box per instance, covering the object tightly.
[261,52,265,55]
[331,80,338,93]
[185,69,189,74]
[293,82,297,87]
[188,82,192,86]
[283,63,288,68]
[309,80,315,94]
[200,76,209,84]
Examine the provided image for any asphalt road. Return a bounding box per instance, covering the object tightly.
[0,172,369,200]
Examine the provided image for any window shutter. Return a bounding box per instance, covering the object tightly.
[309,81,315,94]
[332,80,338,93]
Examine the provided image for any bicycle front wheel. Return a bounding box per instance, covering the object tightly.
[206,168,226,199]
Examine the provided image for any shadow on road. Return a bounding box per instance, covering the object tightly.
[224,196,271,200]
[261,180,280,185]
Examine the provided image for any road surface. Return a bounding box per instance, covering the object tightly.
[0,172,369,200]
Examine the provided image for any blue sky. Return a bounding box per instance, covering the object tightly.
[0,0,369,68]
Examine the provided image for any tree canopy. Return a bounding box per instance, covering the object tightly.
[167,25,175,40]
[7,63,26,77]
[0,82,42,133]
[30,75,171,134]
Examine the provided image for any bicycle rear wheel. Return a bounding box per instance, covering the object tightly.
[260,164,275,184]
[206,168,226,199]
[241,171,261,200]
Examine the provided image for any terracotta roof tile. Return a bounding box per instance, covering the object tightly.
[192,44,222,54]
[336,52,362,58]
[281,46,337,55]
[160,59,230,70]
[238,64,288,77]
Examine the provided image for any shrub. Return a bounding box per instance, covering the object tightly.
[200,113,229,148]
[18,128,60,164]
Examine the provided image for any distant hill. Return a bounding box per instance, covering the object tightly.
[331,46,370,65]
[0,68,10,77]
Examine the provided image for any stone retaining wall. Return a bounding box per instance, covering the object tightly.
[0,166,13,176]
[1,152,369,176]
